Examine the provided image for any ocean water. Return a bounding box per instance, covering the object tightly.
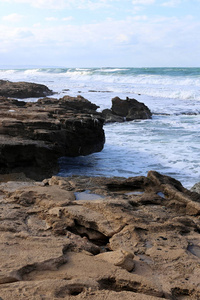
[0,67,200,188]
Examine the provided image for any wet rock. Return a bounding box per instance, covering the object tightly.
[0,80,53,98]
[39,94,99,113]
[102,97,152,123]
[0,96,105,179]
[101,109,125,123]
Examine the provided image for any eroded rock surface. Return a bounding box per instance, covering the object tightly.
[0,80,54,98]
[0,171,199,299]
[0,96,105,179]
[102,97,152,123]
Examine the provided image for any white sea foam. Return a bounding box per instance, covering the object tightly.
[98,68,129,72]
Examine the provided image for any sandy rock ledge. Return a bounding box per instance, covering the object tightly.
[0,171,200,299]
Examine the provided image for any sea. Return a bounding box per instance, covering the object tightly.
[0,67,200,188]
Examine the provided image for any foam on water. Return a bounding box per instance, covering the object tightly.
[1,67,200,101]
[1,67,200,187]
[59,115,200,188]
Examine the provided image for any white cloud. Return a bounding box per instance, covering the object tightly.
[133,15,148,20]
[45,17,58,21]
[0,0,67,9]
[0,26,33,51]
[132,0,155,5]
[0,15,198,49]
[2,13,24,22]
[62,16,73,21]
[76,0,111,10]
[116,34,130,43]
[0,0,114,9]
[161,0,181,7]
[0,13,200,66]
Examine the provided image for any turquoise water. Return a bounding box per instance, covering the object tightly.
[2,66,199,75]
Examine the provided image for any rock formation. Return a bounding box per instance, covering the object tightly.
[0,171,199,299]
[102,97,152,123]
[0,81,199,299]
[0,95,105,179]
[191,182,200,194]
[0,80,54,98]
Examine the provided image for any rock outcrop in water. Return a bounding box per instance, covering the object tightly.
[0,80,54,98]
[0,171,199,299]
[0,95,105,179]
[102,97,152,123]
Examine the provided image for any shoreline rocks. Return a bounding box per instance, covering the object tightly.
[102,97,152,123]
[0,95,105,179]
[191,182,200,194]
[0,80,54,98]
[0,171,199,299]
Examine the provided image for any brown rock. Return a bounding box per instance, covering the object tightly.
[96,249,135,271]
[0,172,200,299]
[0,95,105,179]
[102,96,152,123]
[0,80,53,98]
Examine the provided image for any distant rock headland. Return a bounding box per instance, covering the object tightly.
[0,80,54,98]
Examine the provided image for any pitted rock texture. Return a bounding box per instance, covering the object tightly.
[0,80,54,98]
[0,171,199,299]
[0,96,105,179]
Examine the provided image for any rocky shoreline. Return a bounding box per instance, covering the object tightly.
[0,94,105,179]
[0,80,200,299]
[0,81,152,179]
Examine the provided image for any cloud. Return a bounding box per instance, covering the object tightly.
[45,17,58,21]
[132,0,155,4]
[0,0,114,10]
[2,13,24,22]
[0,13,200,66]
[62,16,73,22]
[116,34,130,43]
[0,0,67,9]
[161,0,181,7]
[133,15,148,20]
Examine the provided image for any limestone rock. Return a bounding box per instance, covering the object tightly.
[191,182,200,194]
[0,171,200,299]
[96,249,135,271]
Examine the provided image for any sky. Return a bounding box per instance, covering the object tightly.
[0,0,200,67]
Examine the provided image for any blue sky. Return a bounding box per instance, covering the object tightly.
[0,0,200,67]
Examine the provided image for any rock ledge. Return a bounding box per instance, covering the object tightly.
[0,171,199,299]
[0,80,54,98]
[0,95,105,179]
